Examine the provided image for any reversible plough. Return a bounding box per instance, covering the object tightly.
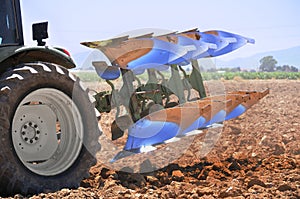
[81,28,269,161]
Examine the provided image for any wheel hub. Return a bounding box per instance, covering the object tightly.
[21,122,40,144]
[12,88,84,176]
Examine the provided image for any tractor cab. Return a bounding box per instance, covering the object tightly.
[0,0,23,46]
[0,0,75,71]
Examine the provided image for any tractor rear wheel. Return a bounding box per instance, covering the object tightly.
[0,62,101,196]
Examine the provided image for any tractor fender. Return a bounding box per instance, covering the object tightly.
[0,46,76,73]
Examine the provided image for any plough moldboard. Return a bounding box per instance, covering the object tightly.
[81,28,269,162]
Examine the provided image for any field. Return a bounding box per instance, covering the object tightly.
[3,79,300,198]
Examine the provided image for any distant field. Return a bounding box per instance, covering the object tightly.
[201,71,300,80]
[72,71,103,82]
[73,71,300,82]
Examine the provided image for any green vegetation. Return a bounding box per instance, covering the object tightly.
[74,54,300,82]
[74,71,300,82]
[259,56,277,72]
[259,56,298,72]
[72,71,104,82]
[201,72,300,80]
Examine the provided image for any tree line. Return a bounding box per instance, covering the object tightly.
[259,56,298,72]
[205,55,299,73]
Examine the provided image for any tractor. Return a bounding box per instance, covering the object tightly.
[0,0,101,195]
[0,0,269,196]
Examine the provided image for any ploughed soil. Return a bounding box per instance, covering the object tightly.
[4,80,300,198]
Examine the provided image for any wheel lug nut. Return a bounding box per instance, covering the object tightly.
[21,122,40,144]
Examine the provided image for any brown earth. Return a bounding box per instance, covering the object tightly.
[3,80,300,199]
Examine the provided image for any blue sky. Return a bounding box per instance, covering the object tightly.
[21,0,300,61]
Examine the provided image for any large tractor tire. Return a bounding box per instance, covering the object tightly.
[0,62,101,196]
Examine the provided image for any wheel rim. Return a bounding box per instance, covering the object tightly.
[12,88,84,176]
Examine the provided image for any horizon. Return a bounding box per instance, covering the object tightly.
[73,45,300,71]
